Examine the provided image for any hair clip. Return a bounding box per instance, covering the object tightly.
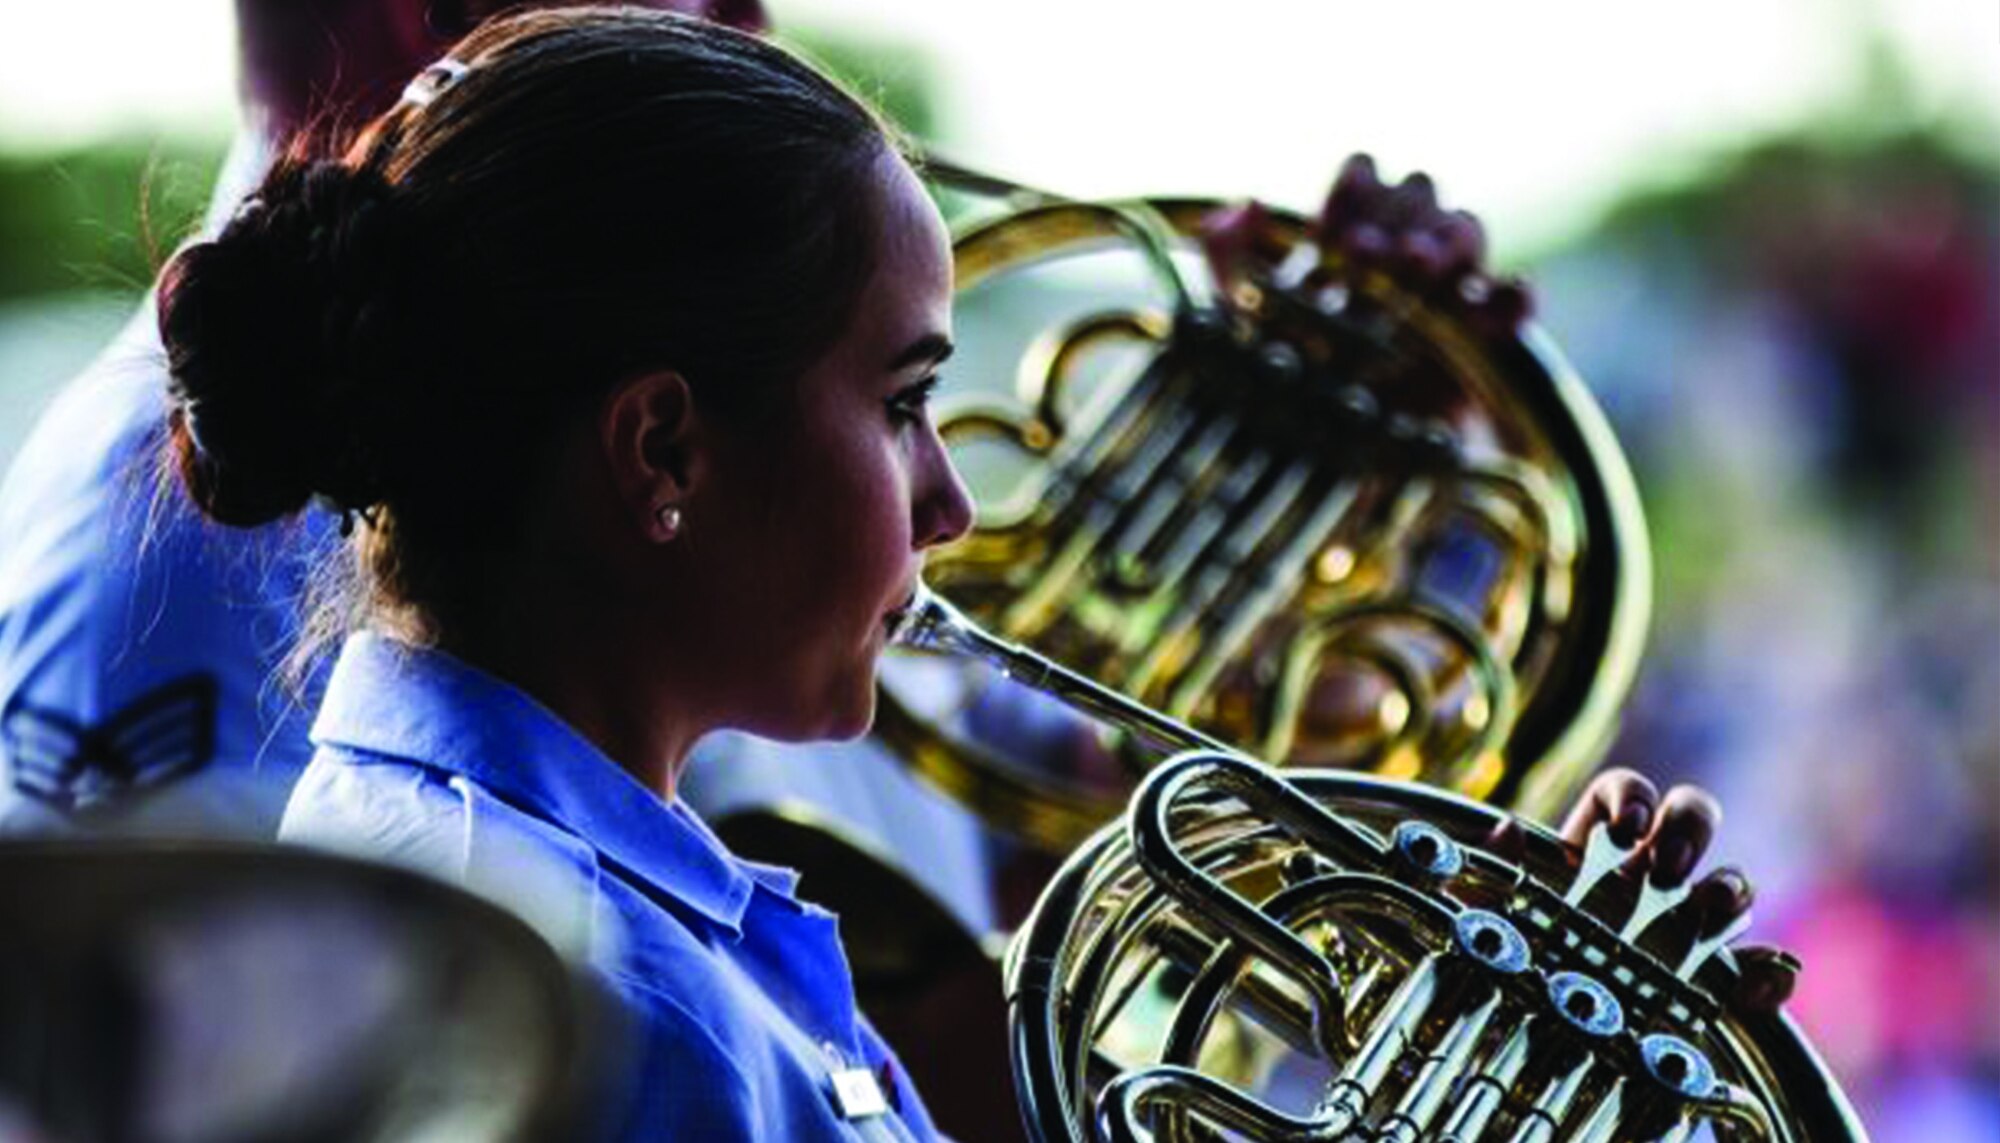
[401,58,471,109]
[227,195,266,227]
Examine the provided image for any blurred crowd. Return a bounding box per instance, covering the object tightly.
[1537,133,2000,1139]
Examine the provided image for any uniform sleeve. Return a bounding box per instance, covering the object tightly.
[278,751,471,879]
[279,751,605,962]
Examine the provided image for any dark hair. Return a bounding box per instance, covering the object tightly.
[159,7,896,641]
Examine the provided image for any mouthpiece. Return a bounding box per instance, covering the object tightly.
[889,581,1236,759]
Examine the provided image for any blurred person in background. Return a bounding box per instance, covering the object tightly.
[0,0,766,837]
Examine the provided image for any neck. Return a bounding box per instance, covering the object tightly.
[430,582,708,800]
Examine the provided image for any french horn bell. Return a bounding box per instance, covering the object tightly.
[878,165,1651,853]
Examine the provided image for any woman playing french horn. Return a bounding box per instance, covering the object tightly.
[155,7,1789,1137]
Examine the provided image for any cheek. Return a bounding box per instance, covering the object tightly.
[813,444,912,596]
[777,448,907,735]
[759,431,912,615]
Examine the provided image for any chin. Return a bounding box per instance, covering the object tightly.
[753,679,878,745]
[819,683,878,743]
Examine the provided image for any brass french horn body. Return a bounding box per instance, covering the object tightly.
[1012,750,1866,1141]
[872,167,1868,1140]
[894,586,1865,1141]
[879,172,1652,853]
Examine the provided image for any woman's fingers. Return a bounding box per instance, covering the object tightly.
[1644,784,1723,888]
[1559,767,1659,849]
[1557,773,1725,887]
[1432,209,1487,278]
[1482,815,1529,865]
[1529,778,1792,1014]
[1688,868,1804,1015]
[1267,153,1535,330]
[1686,864,1755,934]
[1733,945,1802,1015]
[1198,199,1272,282]
[1320,153,1383,231]
[700,0,773,33]
[1380,171,1438,232]
[1325,162,1452,281]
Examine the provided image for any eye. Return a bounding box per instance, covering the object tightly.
[886,375,941,427]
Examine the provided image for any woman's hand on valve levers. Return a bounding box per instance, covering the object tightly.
[1201,153,1532,335]
[1485,768,1801,1016]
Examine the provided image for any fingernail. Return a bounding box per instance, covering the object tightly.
[1484,817,1526,861]
[1200,202,1267,280]
[1613,801,1651,845]
[1699,869,1754,934]
[1735,957,1799,1014]
[1487,280,1534,327]
[1649,837,1693,887]
[1717,868,1753,908]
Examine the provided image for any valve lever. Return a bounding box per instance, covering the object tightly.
[1564,823,1627,907]
[1677,911,1753,981]
[1621,877,1690,942]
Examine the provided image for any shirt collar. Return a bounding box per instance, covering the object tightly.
[310,631,763,936]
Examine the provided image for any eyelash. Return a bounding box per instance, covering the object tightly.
[887,376,941,426]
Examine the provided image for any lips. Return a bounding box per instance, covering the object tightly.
[881,602,911,637]
[881,584,920,641]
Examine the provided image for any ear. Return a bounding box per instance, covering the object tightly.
[600,370,703,543]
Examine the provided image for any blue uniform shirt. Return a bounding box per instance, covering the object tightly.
[0,135,327,836]
[0,307,327,834]
[280,633,945,1142]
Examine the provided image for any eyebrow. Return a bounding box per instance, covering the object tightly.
[887,332,955,373]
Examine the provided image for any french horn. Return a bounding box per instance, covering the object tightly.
[878,161,1652,853]
[864,164,1866,1139]
[896,587,1867,1141]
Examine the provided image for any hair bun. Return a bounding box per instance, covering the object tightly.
[160,158,407,527]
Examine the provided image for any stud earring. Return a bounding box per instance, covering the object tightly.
[654,502,683,541]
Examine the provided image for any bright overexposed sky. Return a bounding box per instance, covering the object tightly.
[0,0,1993,253]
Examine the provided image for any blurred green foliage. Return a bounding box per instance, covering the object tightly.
[779,25,939,144]
[0,141,225,302]
[1589,129,1998,282]
[1565,123,1998,603]
[0,21,935,308]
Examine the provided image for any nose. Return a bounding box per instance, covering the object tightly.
[912,430,974,551]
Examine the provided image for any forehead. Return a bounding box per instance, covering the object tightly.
[785,148,952,398]
[860,151,953,335]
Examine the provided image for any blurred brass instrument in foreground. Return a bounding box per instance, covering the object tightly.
[896,587,1868,1141]
[878,163,1652,852]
